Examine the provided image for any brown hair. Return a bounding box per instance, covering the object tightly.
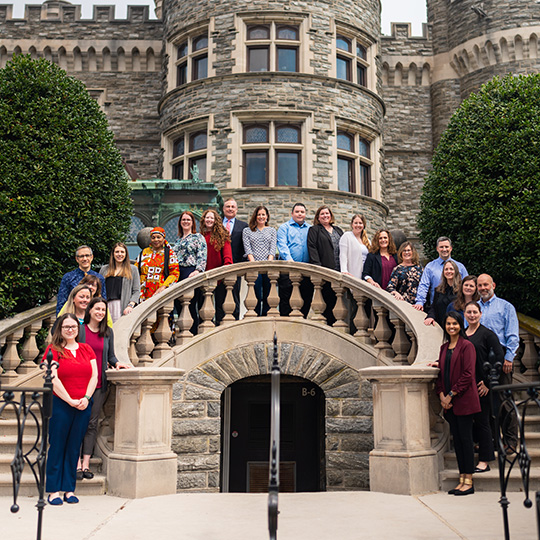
[200,209,229,251]
[84,297,110,338]
[350,214,370,249]
[313,205,335,226]
[397,241,419,265]
[435,260,462,295]
[248,205,270,231]
[105,242,132,279]
[178,211,197,235]
[79,274,102,297]
[51,313,79,353]
[453,275,479,311]
[369,229,397,255]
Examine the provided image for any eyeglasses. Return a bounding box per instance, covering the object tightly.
[76,254,92,259]
[62,325,78,331]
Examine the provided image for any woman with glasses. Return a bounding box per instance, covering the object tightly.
[43,313,97,505]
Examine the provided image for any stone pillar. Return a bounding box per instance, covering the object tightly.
[360,366,439,495]
[107,368,184,498]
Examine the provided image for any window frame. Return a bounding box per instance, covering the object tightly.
[336,129,373,196]
[170,128,209,182]
[172,30,209,87]
[335,32,370,87]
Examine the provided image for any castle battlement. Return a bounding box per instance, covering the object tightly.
[0,2,159,23]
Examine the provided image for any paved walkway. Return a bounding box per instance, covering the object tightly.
[2,491,537,539]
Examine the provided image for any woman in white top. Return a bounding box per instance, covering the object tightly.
[339,214,370,280]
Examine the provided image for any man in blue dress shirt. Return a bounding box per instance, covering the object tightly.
[276,203,312,317]
[56,245,106,315]
[413,237,468,311]
[478,273,519,451]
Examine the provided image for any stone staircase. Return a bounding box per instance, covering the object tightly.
[440,413,540,493]
[0,409,106,496]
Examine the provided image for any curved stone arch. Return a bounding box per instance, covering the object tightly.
[29,46,38,60]
[450,53,462,76]
[421,63,430,86]
[514,35,524,60]
[530,34,538,59]
[485,41,496,66]
[43,46,52,63]
[73,46,82,71]
[102,47,112,71]
[146,47,156,71]
[132,47,141,72]
[88,46,97,71]
[407,62,417,86]
[117,47,126,71]
[394,62,403,86]
[499,38,510,63]
[473,44,483,69]
[0,46,7,68]
[171,319,374,492]
[13,46,22,57]
[381,62,389,85]
[58,46,67,70]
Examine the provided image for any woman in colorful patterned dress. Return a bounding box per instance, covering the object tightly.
[386,241,423,304]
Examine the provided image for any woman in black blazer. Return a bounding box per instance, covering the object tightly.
[362,229,398,289]
[307,205,343,325]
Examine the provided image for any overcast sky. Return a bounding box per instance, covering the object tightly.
[13,1,428,36]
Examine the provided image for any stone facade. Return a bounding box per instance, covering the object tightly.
[171,340,373,492]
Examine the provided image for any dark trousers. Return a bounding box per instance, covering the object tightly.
[497,369,519,450]
[82,387,108,457]
[321,282,337,326]
[232,276,242,320]
[278,274,313,318]
[255,274,271,317]
[176,266,203,335]
[46,395,92,493]
[214,281,226,325]
[473,395,495,462]
[445,408,475,474]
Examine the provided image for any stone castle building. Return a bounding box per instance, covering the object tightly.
[2,0,539,241]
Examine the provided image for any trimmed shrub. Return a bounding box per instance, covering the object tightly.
[418,74,540,317]
[0,55,132,317]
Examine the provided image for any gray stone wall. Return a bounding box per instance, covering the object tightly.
[171,341,373,492]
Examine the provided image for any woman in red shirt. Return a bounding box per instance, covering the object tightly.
[200,209,233,325]
[43,313,97,505]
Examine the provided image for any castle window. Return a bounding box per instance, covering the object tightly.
[246,23,299,73]
[242,123,302,186]
[173,32,209,86]
[336,34,369,87]
[336,130,372,196]
[171,130,208,181]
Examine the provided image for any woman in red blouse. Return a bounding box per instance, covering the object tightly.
[43,313,97,505]
[200,209,233,325]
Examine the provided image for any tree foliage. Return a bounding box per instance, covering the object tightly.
[0,55,132,317]
[418,74,540,317]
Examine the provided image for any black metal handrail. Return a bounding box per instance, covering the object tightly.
[485,359,540,540]
[0,349,56,540]
[268,332,280,540]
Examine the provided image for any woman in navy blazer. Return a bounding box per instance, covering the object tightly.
[362,229,398,289]
[434,311,480,496]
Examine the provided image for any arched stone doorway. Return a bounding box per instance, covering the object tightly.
[221,375,325,493]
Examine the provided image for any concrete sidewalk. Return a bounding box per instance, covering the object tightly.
[2,491,537,540]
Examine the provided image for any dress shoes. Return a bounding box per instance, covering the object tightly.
[63,493,79,504]
[47,495,63,506]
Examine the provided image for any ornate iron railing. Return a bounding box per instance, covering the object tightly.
[486,357,540,540]
[268,332,280,540]
[0,349,56,540]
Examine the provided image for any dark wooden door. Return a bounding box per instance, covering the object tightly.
[224,376,325,492]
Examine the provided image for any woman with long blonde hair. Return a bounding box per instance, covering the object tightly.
[339,213,370,280]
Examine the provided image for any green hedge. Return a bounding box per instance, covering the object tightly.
[418,74,540,317]
[0,55,132,317]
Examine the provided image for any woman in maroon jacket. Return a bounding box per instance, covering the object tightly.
[435,311,480,496]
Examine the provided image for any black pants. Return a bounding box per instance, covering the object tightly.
[445,408,475,474]
[175,266,203,335]
[278,274,313,318]
[496,370,519,450]
[473,395,495,462]
[321,282,337,326]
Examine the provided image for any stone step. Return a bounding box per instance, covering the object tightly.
[0,472,106,496]
[0,454,102,475]
[0,434,43,455]
[440,467,540,492]
[444,448,540,468]
[0,418,40,437]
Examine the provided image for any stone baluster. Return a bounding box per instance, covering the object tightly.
[372,304,394,360]
[152,302,175,358]
[406,329,418,365]
[18,321,42,374]
[221,275,237,325]
[519,328,540,382]
[135,316,156,366]
[129,326,141,366]
[198,281,217,333]
[1,329,24,383]
[266,270,280,317]
[310,276,326,323]
[332,283,348,332]
[289,271,304,318]
[175,291,194,345]
[43,316,55,348]
[352,292,371,344]
[389,316,411,365]
[243,271,258,318]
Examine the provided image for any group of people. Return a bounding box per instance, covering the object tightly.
[45,200,520,503]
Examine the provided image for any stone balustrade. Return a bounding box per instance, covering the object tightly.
[517,313,540,383]
[0,302,56,384]
[113,261,439,369]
